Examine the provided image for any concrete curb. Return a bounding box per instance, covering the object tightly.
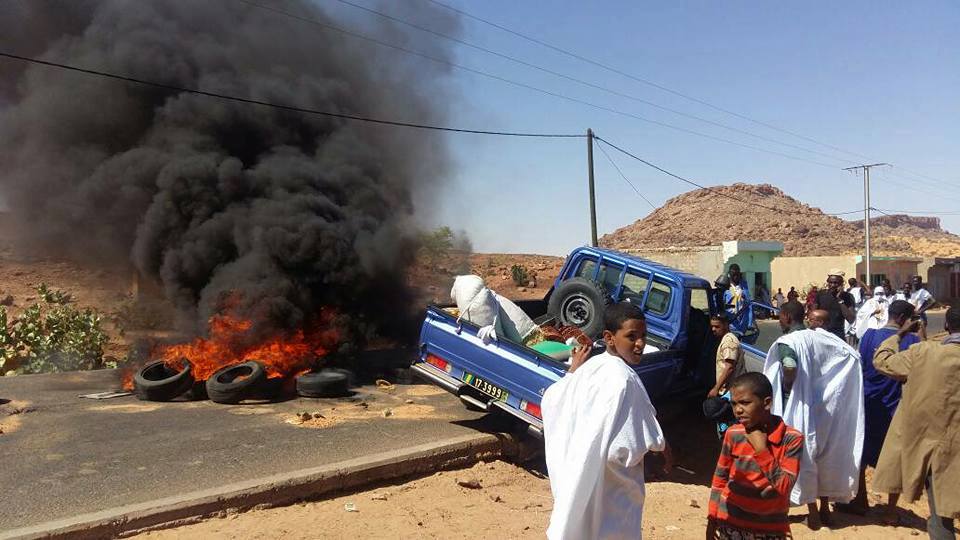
[3,432,534,540]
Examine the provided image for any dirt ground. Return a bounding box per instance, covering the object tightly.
[136,403,935,540]
[133,459,933,540]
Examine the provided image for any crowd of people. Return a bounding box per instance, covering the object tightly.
[540,268,958,540]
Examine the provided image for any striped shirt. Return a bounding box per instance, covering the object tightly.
[708,416,803,534]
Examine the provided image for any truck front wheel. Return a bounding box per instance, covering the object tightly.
[547,277,611,339]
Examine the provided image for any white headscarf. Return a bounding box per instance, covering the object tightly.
[854,287,889,339]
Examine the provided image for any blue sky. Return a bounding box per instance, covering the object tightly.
[341,0,959,255]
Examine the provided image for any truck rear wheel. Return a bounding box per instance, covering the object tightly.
[547,277,611,339]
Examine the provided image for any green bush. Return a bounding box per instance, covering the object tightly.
[510,265,530,287]
[0,284,111,374]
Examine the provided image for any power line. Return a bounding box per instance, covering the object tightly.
[594,141,657,210]
[423,0,876,162]
[594,135,864,217]
[425,0,960,188]
[329,0,857,166]
[0,52,584,138]
[874,208,960,216]
[235,0,845,170]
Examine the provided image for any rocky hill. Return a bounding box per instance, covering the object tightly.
[600,183,960,257]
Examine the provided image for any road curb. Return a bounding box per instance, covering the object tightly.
[2,432,535,540]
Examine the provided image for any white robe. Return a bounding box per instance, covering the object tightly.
[854,297,888,339]
[542,351,665,540]
[763,328,864,505]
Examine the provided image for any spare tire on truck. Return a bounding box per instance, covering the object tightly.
[134,358,195,402]
[547,277,612,339]
[206,361,267,404]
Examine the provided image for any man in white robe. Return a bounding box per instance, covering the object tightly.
[763,326,864,529]
[542,302,668,540]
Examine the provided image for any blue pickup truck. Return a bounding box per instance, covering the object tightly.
[411,246,766,437]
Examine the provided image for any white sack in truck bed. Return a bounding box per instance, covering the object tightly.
[451,275,538,344]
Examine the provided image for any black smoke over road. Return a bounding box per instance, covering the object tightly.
[0,1,457,342]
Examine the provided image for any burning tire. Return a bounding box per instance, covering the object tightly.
[296,370,350,398]
[206,361,267,404]
[134,359,195,402]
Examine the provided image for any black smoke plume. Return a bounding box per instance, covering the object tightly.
[0,1,457,342]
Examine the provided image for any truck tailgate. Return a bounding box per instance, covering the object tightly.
[413,307,566,431]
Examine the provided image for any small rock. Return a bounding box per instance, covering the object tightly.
[312,412,325,419]
[370,493,388,501]
[689,499,700,508]
[518,287,526,292]
[382,409,393,417]
[910,531,920,536]
[489,494,503,503]
[299,412,312,421]
[417,522,423,527]
[405,399,414,404]
[0,295,13,306]
[344,502,358,512]
[456,478,482,489]
[665,525,680,531]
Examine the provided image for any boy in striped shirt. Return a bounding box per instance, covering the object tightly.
[707,372,804,539]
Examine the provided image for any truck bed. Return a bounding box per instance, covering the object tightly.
[412,305,689,436]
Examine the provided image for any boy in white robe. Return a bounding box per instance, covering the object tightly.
[542,302,671,540]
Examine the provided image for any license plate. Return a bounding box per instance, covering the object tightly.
[462,372,508,401]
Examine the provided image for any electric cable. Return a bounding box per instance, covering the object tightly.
[234,0,847,170]
[329,0,858,166]
[595,141,657,210]
[594,135,865,217]
[0,51,584,138]
[424,0,960,188]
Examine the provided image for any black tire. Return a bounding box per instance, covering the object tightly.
[546,277,612,338]
[323,367,357,388]
[134,359,195,402]
[296,370,350,398]
[205,361,267,404]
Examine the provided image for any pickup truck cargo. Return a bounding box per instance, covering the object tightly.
[412,246,766,437]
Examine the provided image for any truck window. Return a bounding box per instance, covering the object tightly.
[690,288,710,315]
[645,280,672,316]
[597,261,624,294]
[575,259,597,279]
[620,272,650,304]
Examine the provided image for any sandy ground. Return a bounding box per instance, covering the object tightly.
[136,402,935,540]
[133,457,934,540]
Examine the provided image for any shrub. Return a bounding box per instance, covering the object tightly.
[0,284,111,374]
[510,265,530,287]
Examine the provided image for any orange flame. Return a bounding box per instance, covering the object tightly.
[124,308,340,389]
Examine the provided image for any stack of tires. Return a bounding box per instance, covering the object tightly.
[133,359,354,403]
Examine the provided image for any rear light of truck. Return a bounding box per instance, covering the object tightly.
[425,354,453,373]
[520,400,542,419]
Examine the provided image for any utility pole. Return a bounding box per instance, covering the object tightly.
[586,128,598,247]
[843,163,887,286]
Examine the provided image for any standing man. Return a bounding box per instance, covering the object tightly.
[910,275,935,324]
[708,313,745,398]
[895,281,912,302]
[847,277,865,308]
[774,288,786,310]
[873,306,960,538]
[764,300,864,530]
[836,300,920,523]
[813,270,856,341]
[724,264,754,337]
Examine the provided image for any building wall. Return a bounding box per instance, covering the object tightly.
[926,259,960,305]
[725,251,780,298]
[623,247,725,282]
[771,256,857,295]
[856,259,921,291]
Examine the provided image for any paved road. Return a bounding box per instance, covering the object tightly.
[0,369,498,532]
